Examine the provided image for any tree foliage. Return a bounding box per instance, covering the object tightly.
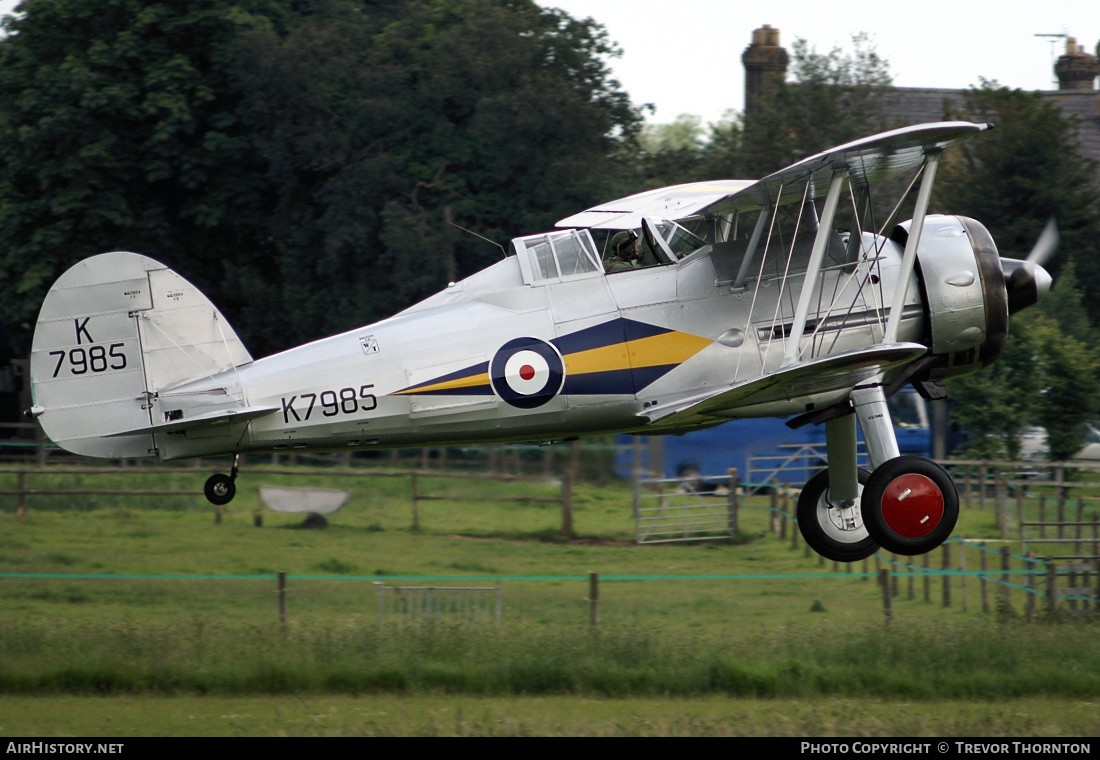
[0,0,641,356]
[740,33,893,177]
[936,84,1100,312]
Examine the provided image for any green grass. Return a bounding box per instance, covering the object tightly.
[0,461,1096,735]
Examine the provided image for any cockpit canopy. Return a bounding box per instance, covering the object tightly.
[510,219,708,285]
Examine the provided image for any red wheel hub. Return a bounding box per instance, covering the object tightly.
[879,474,944,539]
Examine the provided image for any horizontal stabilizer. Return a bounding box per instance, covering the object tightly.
[643,343,928,429]
[105,405,279,439]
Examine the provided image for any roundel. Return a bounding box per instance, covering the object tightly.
[490,337,565,409]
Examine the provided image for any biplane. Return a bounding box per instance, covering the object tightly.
[28,121,1055,561]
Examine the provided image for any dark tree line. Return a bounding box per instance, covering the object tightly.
[0,0,642,356]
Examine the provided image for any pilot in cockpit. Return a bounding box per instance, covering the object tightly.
[604,231,643,272]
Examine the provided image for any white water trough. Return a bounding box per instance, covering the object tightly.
[259,486,351,515]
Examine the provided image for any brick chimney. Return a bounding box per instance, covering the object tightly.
[1054,37,1099,90]
[743,25,789,115]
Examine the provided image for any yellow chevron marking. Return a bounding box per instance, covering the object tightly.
[564,330,711,376]
[627,331,712,369]
[394,372,490,395]
[563,343,631,376]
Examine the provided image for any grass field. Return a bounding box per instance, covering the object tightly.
[0,459,1097,736]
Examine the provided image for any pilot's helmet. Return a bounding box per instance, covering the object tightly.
[610,231,637,258]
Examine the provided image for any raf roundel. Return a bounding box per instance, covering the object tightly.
[490,337,565,408]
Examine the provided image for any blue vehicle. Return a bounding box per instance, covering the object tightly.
[617,387,932,488]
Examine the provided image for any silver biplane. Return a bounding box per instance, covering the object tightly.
[28,122,1055,561]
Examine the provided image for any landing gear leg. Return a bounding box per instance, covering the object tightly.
[204,455,240,506]
[853,383,959,555]
[796,414,879,562]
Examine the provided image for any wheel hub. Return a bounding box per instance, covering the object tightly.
[879,473,944,539]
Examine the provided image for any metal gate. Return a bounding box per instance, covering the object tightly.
[375,582,502,629]
[634,474,736,544]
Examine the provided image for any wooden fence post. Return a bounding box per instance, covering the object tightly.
[1046,557,1057,613]
[410,472,420,531]
[278,571,287,633]
[995,473,1009,540]
[1025,552,1036,620]
[980,548,989,614]
[727,468,739,537]
[588,572,599,628]
[942,544,951,608]
[561,466,574,538]
[923,552,931,602]
[880,569,892,625]
[958,542,968,612]
[16,471,25,520]
[1000,547,1011,615]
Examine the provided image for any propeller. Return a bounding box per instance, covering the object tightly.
[1002,218,1057,315]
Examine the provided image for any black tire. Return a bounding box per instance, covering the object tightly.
[796,467,878,562]
[204,473,236,506]
[862,455,959,556]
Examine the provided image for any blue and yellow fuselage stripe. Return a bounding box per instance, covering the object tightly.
[395,318,710,397]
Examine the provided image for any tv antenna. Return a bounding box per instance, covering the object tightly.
[1034,33,1068,89]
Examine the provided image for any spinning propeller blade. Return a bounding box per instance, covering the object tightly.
[1002,218,1057,314]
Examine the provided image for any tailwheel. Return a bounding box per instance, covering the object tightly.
[862,455,959,556]
[204,472,237,506]
[796,467,879,562]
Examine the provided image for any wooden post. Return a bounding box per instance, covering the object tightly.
[561,466,574,538]
[588,572,599,628]
[978,463,987,510]
[778,491,788,540]
[995,473,1008,540]
[1000,547,1011,615]
[410,472,420,531]
[727,468,739,537]
[1039,496,1047,539]
[1076,500,1086,559]
[958,542,968,613]
[769,482,779,534]
[278,571,287,633]
[1025,552,1036,620]
[1046,557,1057,613]
[980,548,989,614]
[16,471,25,520]
[942,544,951,608]
[923,552,931,603]
[880,569,892,625]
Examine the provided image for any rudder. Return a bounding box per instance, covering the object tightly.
[30,252,252,459]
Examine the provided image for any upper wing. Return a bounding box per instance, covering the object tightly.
[556,121,991,230]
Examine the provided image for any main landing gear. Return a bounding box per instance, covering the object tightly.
[204,456,240,506]
[796,384,959,562]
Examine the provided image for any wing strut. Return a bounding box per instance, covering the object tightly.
[732,203,770,289]
[884,153,941,343]
[781,170,847,367]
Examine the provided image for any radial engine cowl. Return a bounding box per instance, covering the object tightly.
[906,215,1009,381]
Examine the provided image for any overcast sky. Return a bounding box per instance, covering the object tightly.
[2,0,1098,125]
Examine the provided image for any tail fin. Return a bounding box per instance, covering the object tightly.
[30,252,253,458]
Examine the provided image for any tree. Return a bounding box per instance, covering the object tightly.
[739,33,894,178]
[225,0,643,352]
[0,0,286,352]
[936,84,1100,459]
[936,84,1100,317]
[0,0,642,357]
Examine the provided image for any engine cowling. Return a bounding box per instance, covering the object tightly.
[902,215,1009,381]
